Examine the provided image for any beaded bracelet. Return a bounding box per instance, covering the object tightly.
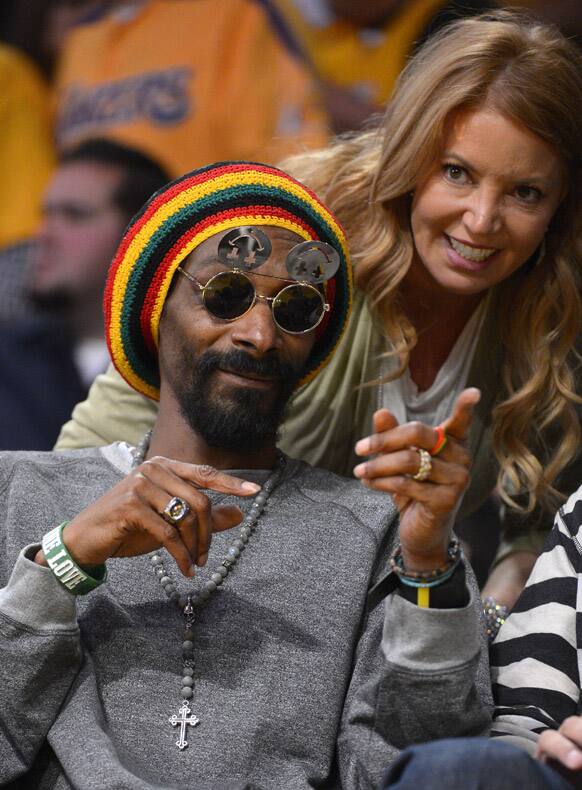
[394,561,460,589]
[390,538,461,583]
[390,539,462,609]
[482,596,508,643]
[41,522,107,595]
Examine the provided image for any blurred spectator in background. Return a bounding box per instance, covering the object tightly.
[53,0,330,178]
[0,0,115,80]
[0,1,114,268]
[274,0,497,132]
[0,138,169,451]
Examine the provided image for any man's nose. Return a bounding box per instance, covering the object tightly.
[463,186,503,236]
[230,298,280,355]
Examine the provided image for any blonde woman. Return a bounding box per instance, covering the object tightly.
[57,10,582,610]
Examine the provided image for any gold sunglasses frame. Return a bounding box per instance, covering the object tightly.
[176,266,330,335]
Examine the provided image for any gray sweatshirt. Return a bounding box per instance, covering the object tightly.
[0,445,492,789]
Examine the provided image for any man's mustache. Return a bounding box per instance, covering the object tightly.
[195,350,298,382]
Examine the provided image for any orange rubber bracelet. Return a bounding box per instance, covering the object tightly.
[429,425,448,456]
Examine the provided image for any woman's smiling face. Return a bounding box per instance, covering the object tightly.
[408,107,567,297]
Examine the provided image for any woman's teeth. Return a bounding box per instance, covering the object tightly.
[448,236,497,262]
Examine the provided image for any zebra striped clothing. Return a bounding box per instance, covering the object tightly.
[490,484,582,755]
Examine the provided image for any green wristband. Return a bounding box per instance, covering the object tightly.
[41,522,107,595]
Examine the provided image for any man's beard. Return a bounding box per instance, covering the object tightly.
[174,349,301,452]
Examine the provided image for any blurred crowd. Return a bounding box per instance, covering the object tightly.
[0,0,581,580]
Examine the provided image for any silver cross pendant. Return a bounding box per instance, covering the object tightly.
[168,699,200,750]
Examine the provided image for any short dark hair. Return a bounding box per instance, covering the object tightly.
[59,138,170,221]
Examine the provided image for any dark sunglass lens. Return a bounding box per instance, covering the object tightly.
[274,285,324,333]
[203,272,254,319]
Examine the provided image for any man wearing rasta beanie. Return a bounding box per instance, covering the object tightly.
[0,162,489,788]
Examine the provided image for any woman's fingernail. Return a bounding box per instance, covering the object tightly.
[354,463,366,478]
[198,553,208,567]
[355,439,370,455]
[241,481,261,493]
[188,564,196,577]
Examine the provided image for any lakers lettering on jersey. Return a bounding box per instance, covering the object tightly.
[54,0,330,177]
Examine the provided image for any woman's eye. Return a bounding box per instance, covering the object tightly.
[514,184,543,204]
[443,164,469,184]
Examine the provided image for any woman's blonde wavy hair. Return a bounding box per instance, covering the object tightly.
[282,9,582,514]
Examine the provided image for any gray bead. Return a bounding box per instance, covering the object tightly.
[181,687,193,699]
[182,676,194,687]
[155,567,165,577]
[160,576,172,586]
[254,492,268,505]
[170,591,180,601]
[200,589,211,600]
[211,572,224,585]
[218,566,228,578]
[240,533,249,544]
[183,629,194,641]
[151,555,163,565]
[205,580,217,593]
[228,546,240,558]
[233,539,244,550]
[182,640,194,651]
[182,666,194,676]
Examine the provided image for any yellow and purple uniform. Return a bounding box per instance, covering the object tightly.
[54,0,330,178]
[276,0,496,107]
[0,45,55,247]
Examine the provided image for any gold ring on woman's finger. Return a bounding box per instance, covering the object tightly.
[412,448,432,481]
[429,425,448,456]
[161,496,190,525]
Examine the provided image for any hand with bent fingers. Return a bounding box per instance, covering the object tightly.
[354,388,480,571]
[537,717,582,785]
[35,457,261,578]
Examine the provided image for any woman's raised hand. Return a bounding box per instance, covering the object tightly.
[354,388,480,570]
[37,457,260,578]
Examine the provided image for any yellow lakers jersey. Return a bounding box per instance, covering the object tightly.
[0,46,55,247]
[54,0,330,177]
[276,0,472,106]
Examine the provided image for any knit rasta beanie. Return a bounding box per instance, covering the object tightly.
[104,161,352,400]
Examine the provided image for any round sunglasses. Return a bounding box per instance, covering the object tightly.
[176,267,330,335]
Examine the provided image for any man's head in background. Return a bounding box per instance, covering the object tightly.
[31,138,169,336]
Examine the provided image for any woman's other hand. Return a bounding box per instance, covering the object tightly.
[537,717,582,786]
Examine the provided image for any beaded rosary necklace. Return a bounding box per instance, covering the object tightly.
[130,433,286,750]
